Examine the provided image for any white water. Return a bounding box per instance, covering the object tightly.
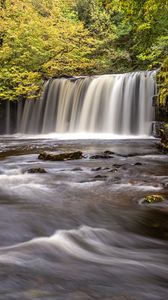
[0,226,166,270]
[5,72,156,136]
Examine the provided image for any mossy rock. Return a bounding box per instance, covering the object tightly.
[144,194,164,204]
[38,151,83,161]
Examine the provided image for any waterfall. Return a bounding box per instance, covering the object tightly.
[4,71,156,136]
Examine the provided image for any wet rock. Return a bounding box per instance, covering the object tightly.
[143,194,164,204]
[113,164,122,168]
[113,176,121,181]
[108,176,121,183]
[134,162,142,166]
[38,151,83,161]
[91,167,102,171]
[94,175,107,180]
[108,168,118,173]
[89,154,113,159]
[104,150,115,155]
[26,168,47,174]
[71,167,83,171]
[136,209,168,240]
[116,152,140,157]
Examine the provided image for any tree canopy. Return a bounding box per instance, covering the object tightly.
[0,0,167,103]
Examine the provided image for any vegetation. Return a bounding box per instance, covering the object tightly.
[144,194,164,204]
[0,0,168,103]
[157,58,168,110]
[158,122,168,153]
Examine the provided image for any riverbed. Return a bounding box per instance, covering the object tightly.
[0,137,168,300]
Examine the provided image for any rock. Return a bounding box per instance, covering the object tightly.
[113,176,121,181]
[94,175,107,179]
[54,74,74,79]
[71,167,83,171]
[158,123,168,153]
[91,167,102,171]
[38,151,83,161]
[108,168,118,172]
[104,150,115,155]
[159,143,168,153]
[113,164,122,168]
[26,168,47,174]
[143,194,164,204]
[134,162,142,166]
[89,154,113,159]
[152,121,162,138]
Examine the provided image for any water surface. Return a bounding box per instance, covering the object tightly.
[0,137,168,300]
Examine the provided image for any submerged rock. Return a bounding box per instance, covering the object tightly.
[38,151,83,161]
[26,168,47,174]
[143,194,164,204]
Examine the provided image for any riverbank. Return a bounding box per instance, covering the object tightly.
[158,123,168,153]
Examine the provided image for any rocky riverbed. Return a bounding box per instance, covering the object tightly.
[0,136,168,300]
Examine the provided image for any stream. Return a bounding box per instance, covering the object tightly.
[0,136,168,300]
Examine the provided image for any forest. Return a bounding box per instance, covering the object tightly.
[0,0,167,109]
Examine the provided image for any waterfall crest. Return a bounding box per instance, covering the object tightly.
[5,71,156,136]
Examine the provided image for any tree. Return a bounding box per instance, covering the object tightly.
[75,0,131,73]
[0,0,96,101]
[117,0,168,69]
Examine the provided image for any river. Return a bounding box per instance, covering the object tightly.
[0,136,168,299]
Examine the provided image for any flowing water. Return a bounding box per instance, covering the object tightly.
[0,136,168,300]
[0,71,168,299]
[4,71,156,136]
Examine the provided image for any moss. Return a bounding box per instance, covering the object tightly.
[144,194,164,204]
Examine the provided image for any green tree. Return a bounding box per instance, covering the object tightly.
[75,0,131,73]
[0,0,96,101]
[117,0,168,69]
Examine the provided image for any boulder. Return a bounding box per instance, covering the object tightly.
[38,151,83,161]
[27,168,47,174]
